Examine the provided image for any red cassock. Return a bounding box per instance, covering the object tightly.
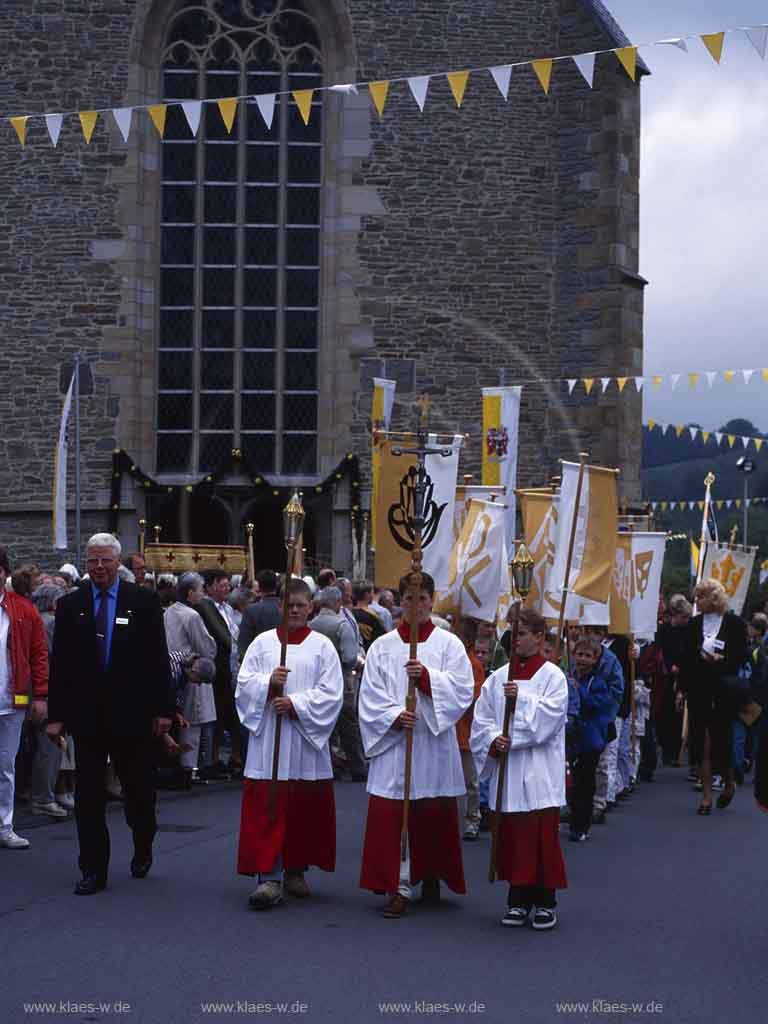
[359,795,466,894]
[237,779,336,875]
[495,808,567,888]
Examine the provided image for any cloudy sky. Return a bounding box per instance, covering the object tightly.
[605,1,768,432]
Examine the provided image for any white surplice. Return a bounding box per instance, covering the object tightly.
[470,661,568,813]
[359,626,475,800]
[236,629,343,781]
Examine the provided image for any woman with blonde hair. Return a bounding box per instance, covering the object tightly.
[677,579,748,814]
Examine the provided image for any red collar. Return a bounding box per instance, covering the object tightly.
[397,621,436,644]
[509,653,547,680]
[276,625,312,645]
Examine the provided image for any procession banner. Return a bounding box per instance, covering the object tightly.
[519,490,559,618]
[370,378,396,549]
[436,498,507,623]
[550,461,618,605]
[608,532,667,639]
[482,386,521,552]
[761,559,768,588]
[702,543,757,615]
[453,484,507,541]
[52,371,75,549]
[374,434,462,587]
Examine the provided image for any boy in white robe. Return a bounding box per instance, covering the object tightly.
[236,579,343,910]
[358,573,474,919]
[471,609,568,930]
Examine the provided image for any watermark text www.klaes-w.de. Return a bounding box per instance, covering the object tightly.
[200,1002,309,1015]
[24,1002,132,1015]
[378,1001,486,1016]
[556,1001,663,1015]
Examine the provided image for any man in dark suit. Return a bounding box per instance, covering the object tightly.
[47,533,175,895]
[237,569,282,660]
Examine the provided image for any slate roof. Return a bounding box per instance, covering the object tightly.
[583,0,651,75]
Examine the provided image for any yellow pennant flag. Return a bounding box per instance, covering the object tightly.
[10,116,28,145]
[689,372,699,388]
[724,370,735,383]
[79,111,98,144]
[735,499,742,509]
[447,70,470,107]
[697,501,704,511]
[614,46,638,81]
[293,90,314,126]
[647,419,656,432]
[675,425,685,438]
[217,98,237,134]
[652,375,663,388]
[660,502,668,512]
[702,431,710,444]
[617,377,628,392]
[147,104,167,138]
[756,438,764,452]
[531,59,553,95]
[369,80,390,117]
[583,378,595,395]
[763,369,768,384]
[716,500,724,510]
[701,32,725,64]
[727,435,736,448]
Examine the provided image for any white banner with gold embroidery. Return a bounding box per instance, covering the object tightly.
[609,533,667,639]
[481,386,521,552]
[436,498,507,623]
[702,543,757,615]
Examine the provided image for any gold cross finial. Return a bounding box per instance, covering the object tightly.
[704,472,716,488]
[417,393,431,430]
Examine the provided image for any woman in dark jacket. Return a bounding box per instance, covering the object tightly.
[678,579,748,815]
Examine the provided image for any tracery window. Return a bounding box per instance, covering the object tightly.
[157,0,323,475]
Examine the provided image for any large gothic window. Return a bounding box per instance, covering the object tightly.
[157,0,323,476]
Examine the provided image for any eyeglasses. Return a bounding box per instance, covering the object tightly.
[86,558,117,567]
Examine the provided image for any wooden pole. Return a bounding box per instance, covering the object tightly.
[268,542,297,824]
[629,634,637,764]
[245,522,255,582]
[555,453,589,661]
[400,538,422,861]
[488,606,520,883]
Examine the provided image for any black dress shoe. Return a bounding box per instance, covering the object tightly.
[74,874,107,895]
[130,855,153,879]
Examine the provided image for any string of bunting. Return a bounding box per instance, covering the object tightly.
[644,421,767,454]
[108,447,361,533]
[5,23,768,147]
[650,496,768,513]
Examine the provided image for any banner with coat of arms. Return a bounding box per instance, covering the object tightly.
[481,386,521,552]
[702,543,757,615]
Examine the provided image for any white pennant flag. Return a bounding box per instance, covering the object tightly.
[600,377,611,394]
[746,499,752,508]
[689,427,699,441]
[408,76,430,112]
[742,436,751,449]
[715,432,724,446]
[726,500,733,509]
[181,101,202,136]
[658,38,689,52]
[329,83,358,94]
[670,373,681,391]
[705,371,717,388]
[572,52,596,88]
[489,65,512,101]
[659,423,669,435]
[743,368,756,384]
[45,113,63,147]
[689,501,696,511]
[634,377,644,392]
[255,93,276,130]
[112,107,133,143]
[745,26,768,59]
[567,379,577,395]
[651,502,658,511]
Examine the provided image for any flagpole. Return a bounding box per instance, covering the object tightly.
[696,472,715,586]
[74,354,82,569]
[555,452,589,660]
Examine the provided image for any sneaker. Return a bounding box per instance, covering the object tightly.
[0,830,30,850]
[29,800,68,819]
[56,793,75,811]
[501,906,530,927]
[532,907,557,930]
[712,776,725,791]
[248,880,284,910]
[569,830,589,843]
[283,872,311,898]
[462,825,480,842]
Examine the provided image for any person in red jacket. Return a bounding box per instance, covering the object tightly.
[0,547,49,849]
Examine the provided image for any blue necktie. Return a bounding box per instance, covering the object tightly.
[95,591,109,668]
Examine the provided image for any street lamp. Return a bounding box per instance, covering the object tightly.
[736,457,755,546]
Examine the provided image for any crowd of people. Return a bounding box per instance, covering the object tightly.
[1,536,767,929]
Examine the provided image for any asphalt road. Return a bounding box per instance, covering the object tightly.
[2,768,766,1024]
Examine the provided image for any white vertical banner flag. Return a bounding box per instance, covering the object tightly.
[371,377,396,431]
[53,372,76,549]
[422,434,463,590]
[481,385,522,553]
[702,543,757,616]
[573,52,596,87]
[437,499,507,622]
[489,65,512,100]
[609,533,667,639]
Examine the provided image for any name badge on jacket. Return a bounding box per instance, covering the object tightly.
[116,617,130,626]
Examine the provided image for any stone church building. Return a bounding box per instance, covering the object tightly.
[0,0,645,571]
